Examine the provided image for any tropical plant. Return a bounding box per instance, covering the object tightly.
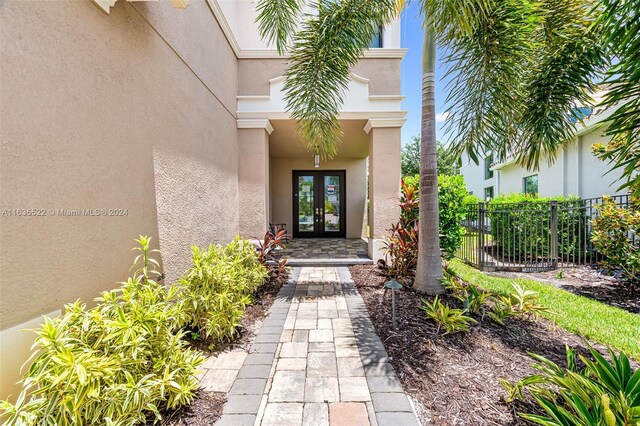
[592,0,640,197]
[502,346,640,426]
[384,179,419,279]
[591,196,640,282]
[399,174,468,260]
[455,282,492,316]
[178,237,268,343]
[488,283,551,325]
[420,295,476,334]
[257,230,289,281]
[0,237,204,426]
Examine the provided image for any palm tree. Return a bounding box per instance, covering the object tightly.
[255,0,635,294]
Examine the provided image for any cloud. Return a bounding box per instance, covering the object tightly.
[435,112,450,123]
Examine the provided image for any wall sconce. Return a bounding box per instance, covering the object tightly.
[314,154,320,168]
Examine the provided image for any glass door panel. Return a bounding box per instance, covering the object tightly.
[323,175,341,233]
[297,175,315,233]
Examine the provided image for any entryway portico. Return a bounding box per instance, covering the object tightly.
[236,73,405,262]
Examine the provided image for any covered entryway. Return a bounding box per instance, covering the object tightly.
[236,72,405,262]
[293,171,346,238]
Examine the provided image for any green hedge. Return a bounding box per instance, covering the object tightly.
[487,193,589,261]
[403,174,468,259]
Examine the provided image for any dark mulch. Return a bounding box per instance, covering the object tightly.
[491,266,640,314]
[156,270,288,426]
[349,265,613,426]
[159,391,226,426]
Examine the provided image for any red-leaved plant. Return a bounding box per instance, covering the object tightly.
[257,230,288,280]
[383,179,419,279]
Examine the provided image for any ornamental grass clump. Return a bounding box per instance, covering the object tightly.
[178,236,268,342]
[0,237,205,426]
[502,346,640,426]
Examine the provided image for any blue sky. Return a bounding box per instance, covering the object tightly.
[400,2,453,146]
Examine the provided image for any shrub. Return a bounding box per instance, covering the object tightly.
[438,175,469,258]
[420,296,476,334]
[0,237,205,425]
[502,346,640,425]
[591,196,640,281]
[384,179,419,278]
[386,175,469,276]
[487,193,588,262]
[178,237,268,342]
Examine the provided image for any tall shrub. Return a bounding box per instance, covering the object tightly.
[178,237,268,342]
[385,175,468,276]
[0,237,204,426]
[487,194,588,262]
[592,196,640,281]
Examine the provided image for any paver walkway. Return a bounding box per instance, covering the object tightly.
[215,267,420,426]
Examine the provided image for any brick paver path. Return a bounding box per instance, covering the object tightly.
[215,267,420,426]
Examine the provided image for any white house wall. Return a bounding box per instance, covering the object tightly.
[462,126,628,200]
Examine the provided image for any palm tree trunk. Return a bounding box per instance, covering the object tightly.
[414,23,444,295]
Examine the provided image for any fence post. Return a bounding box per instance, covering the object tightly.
[550,201,558,269]
[477,202,486,270]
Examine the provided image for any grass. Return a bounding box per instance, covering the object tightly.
[449,259,640,360]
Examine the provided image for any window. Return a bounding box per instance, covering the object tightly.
[484,155,494,180]
[369,26,383,48]
[484,186,494,201]
[523,175,539,195]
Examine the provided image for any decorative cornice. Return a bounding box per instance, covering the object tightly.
[363,117,407,134]
[237,119,274,135]
[369,95,404,102]
[238,111,407,121]
[236,48,407,60]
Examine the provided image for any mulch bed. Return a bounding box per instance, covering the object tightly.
[157,270,288,426]
[491,266,640,314]
[349,265,617,426]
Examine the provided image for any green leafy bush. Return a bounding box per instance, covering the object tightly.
[0,237,204,426]
[420,296,476,334]
[502,346,640,426]
[487,193,588,261]
[394,174,468,262]
[591,196,640,281]
[178,237,268,342]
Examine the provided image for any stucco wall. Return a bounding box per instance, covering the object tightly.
[270,157,367,239]
[238,58,402,96]
[0,0,239,398]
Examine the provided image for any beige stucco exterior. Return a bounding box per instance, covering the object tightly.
[0,0,405,400]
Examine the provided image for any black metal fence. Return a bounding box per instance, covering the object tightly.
[456,195,633,272]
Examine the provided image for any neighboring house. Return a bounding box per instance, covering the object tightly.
[460,100,627,201]
[0,0,406,398]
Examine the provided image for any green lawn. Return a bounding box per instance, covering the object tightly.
[449,259,640,359]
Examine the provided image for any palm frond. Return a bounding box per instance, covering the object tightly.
[255,0,306,55]
[514,0,607,170]
[597,0,640,195]
[443,0,540,164]
[281,0,403,158]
